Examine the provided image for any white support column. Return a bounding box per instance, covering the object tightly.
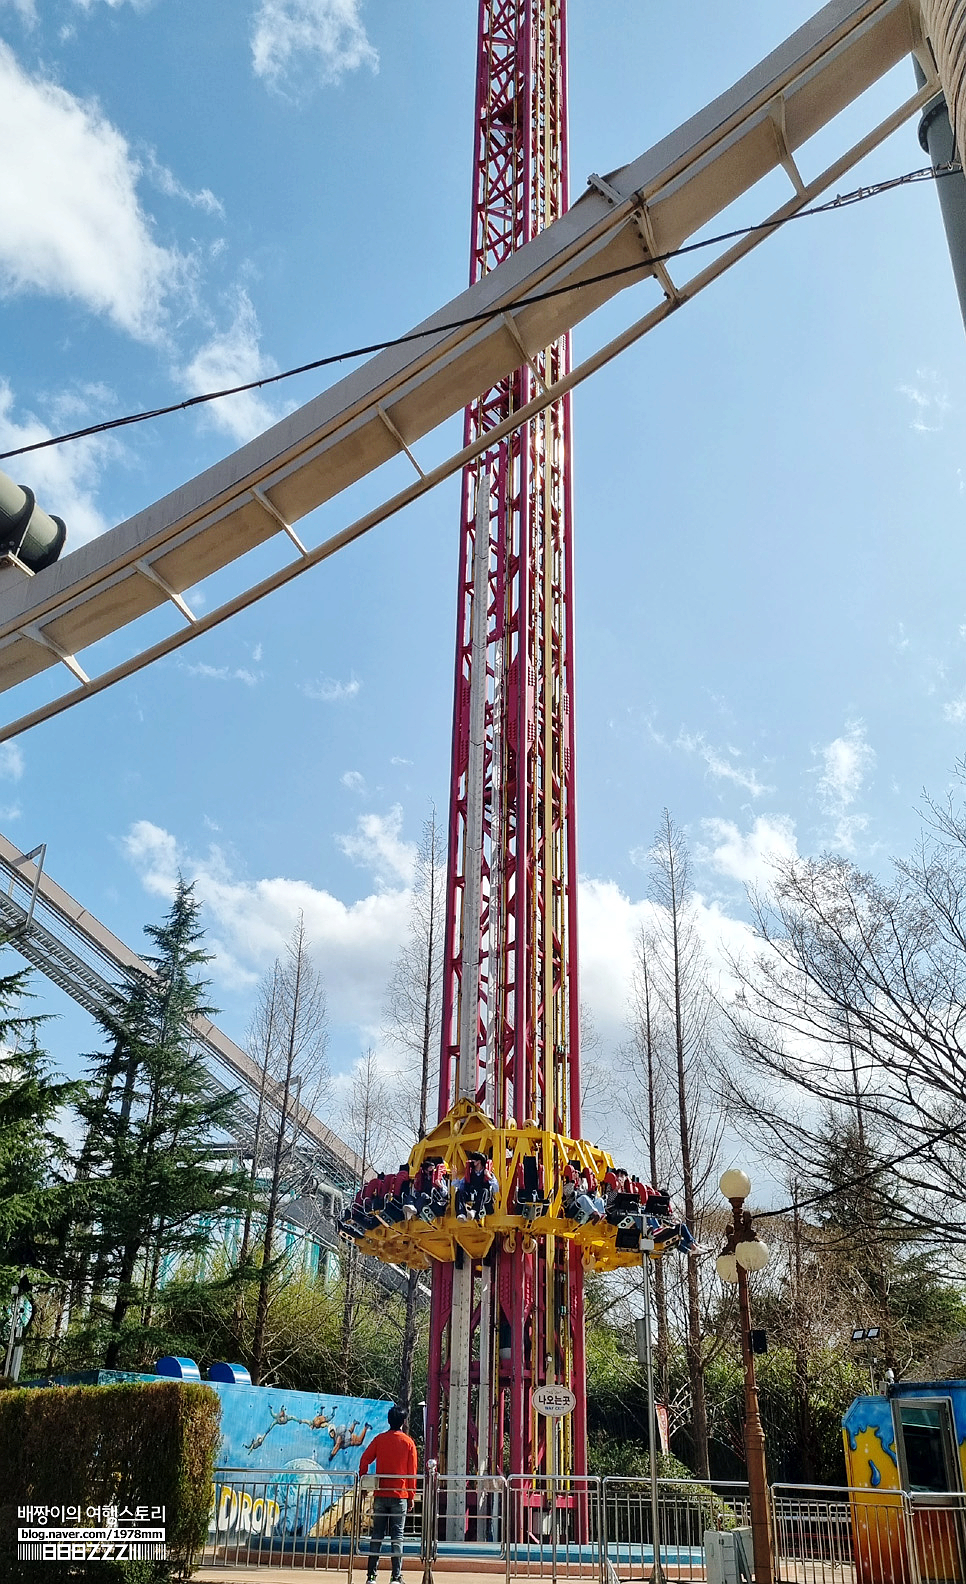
[445,1257,475,1540]
[457,478,490,1102]
[445,476,492,1536]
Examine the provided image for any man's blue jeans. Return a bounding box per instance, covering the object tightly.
[367,1495,407,1577]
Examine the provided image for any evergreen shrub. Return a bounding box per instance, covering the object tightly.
[0,1380,220,1581]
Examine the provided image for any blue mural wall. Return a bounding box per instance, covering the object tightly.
[209,1382,391,1543]
[217,1381,389,1471]
[25,1369,392,1543]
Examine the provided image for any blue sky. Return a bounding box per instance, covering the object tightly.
[0,0,964,1170]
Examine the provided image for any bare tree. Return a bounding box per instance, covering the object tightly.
[645,810,724,1478]
[626,926,674,1401]
[382,808,445,1413]
[250,916,329,1383]
[383,808,444,1140]
[231,964,278,1346]
[721,835,966,1247]
[339,1047,392,1394]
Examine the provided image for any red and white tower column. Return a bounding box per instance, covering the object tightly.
[428,0,585,1485]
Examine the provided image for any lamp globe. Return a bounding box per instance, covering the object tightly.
[735,1237,770,1272]
[716,1252,739,1284]
[719,1168,752,1200]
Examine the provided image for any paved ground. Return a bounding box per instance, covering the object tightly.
[194,1558,695,1582]
[194,1565,615,1582]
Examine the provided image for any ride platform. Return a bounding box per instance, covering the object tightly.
[348,1099,664,1275]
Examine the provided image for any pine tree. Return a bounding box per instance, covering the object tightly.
[0,964,77,1284]
[74,880,249,1367]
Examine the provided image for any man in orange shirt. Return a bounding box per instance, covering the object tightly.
[359,1406,418,1583]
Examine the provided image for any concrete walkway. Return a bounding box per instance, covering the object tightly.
[194,1564,607,1582]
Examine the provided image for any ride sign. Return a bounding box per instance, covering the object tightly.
[531,1384,577,1418]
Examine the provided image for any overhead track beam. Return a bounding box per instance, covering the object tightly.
[0,830,363,1188]
[0,0,928,740]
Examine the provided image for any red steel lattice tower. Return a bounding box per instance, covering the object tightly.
[427,0,585,1484]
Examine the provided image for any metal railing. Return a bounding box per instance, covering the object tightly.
[424,1472,511,1580]
[506,1474,603,1579]
[908,1491,966,1584]
[773,1483,910,1584]
[203,1468,362,1572]
[602,1476,750,1582]
[199,1467,966,1582]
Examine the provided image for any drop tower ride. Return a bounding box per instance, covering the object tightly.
[428,0,584,1484]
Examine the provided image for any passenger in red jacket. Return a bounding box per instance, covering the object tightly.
[360,1405,418,1582]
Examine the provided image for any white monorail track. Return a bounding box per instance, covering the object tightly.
[0,0,935,741]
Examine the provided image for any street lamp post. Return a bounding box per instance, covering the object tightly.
[716,1170,773,1584]
[634,1239,665,1584]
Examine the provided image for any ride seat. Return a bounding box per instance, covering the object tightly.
[516,1155,549,1221]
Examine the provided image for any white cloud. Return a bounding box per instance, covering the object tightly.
[337,806,416,889]
[181,661,258,686]
[700,813,798,888]
[390,755,412,766]
[0,380,115,548]
[3,0,37,21]
[944,694,966,724]
[0,43,188,339]
[122,817,410,1031]
[817,724,873,808]
[119,817,768,1157]
[123,819,179,895]
[181,288,285,444]
[0,742,24,781]
[145,152,225,217]
[341,770,366,793]
[577,875,754,1080]
[251,0,378,93]
[675,730,773,797]
[814,722,875,850]
[898,368,950,434]
[303,675,361,702]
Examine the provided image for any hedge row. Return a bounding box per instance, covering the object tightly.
[0,1380,220,1582]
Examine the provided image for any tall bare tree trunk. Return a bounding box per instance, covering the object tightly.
[632,931,670,1403]
[233,968,277,1347]
[251,918,328,1383]
[341,1048,390,1393]
[383,810,444,1410]
[651,811,712,1479]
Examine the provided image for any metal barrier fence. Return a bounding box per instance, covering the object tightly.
[601,1477,750,1582]
[200,1468,966,1581]
[908,1491,966,1584]
[773,1483,909,1584]
[425,1473,510,1580]
[203,1468,361,1571]
[506,1475,603,1579]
